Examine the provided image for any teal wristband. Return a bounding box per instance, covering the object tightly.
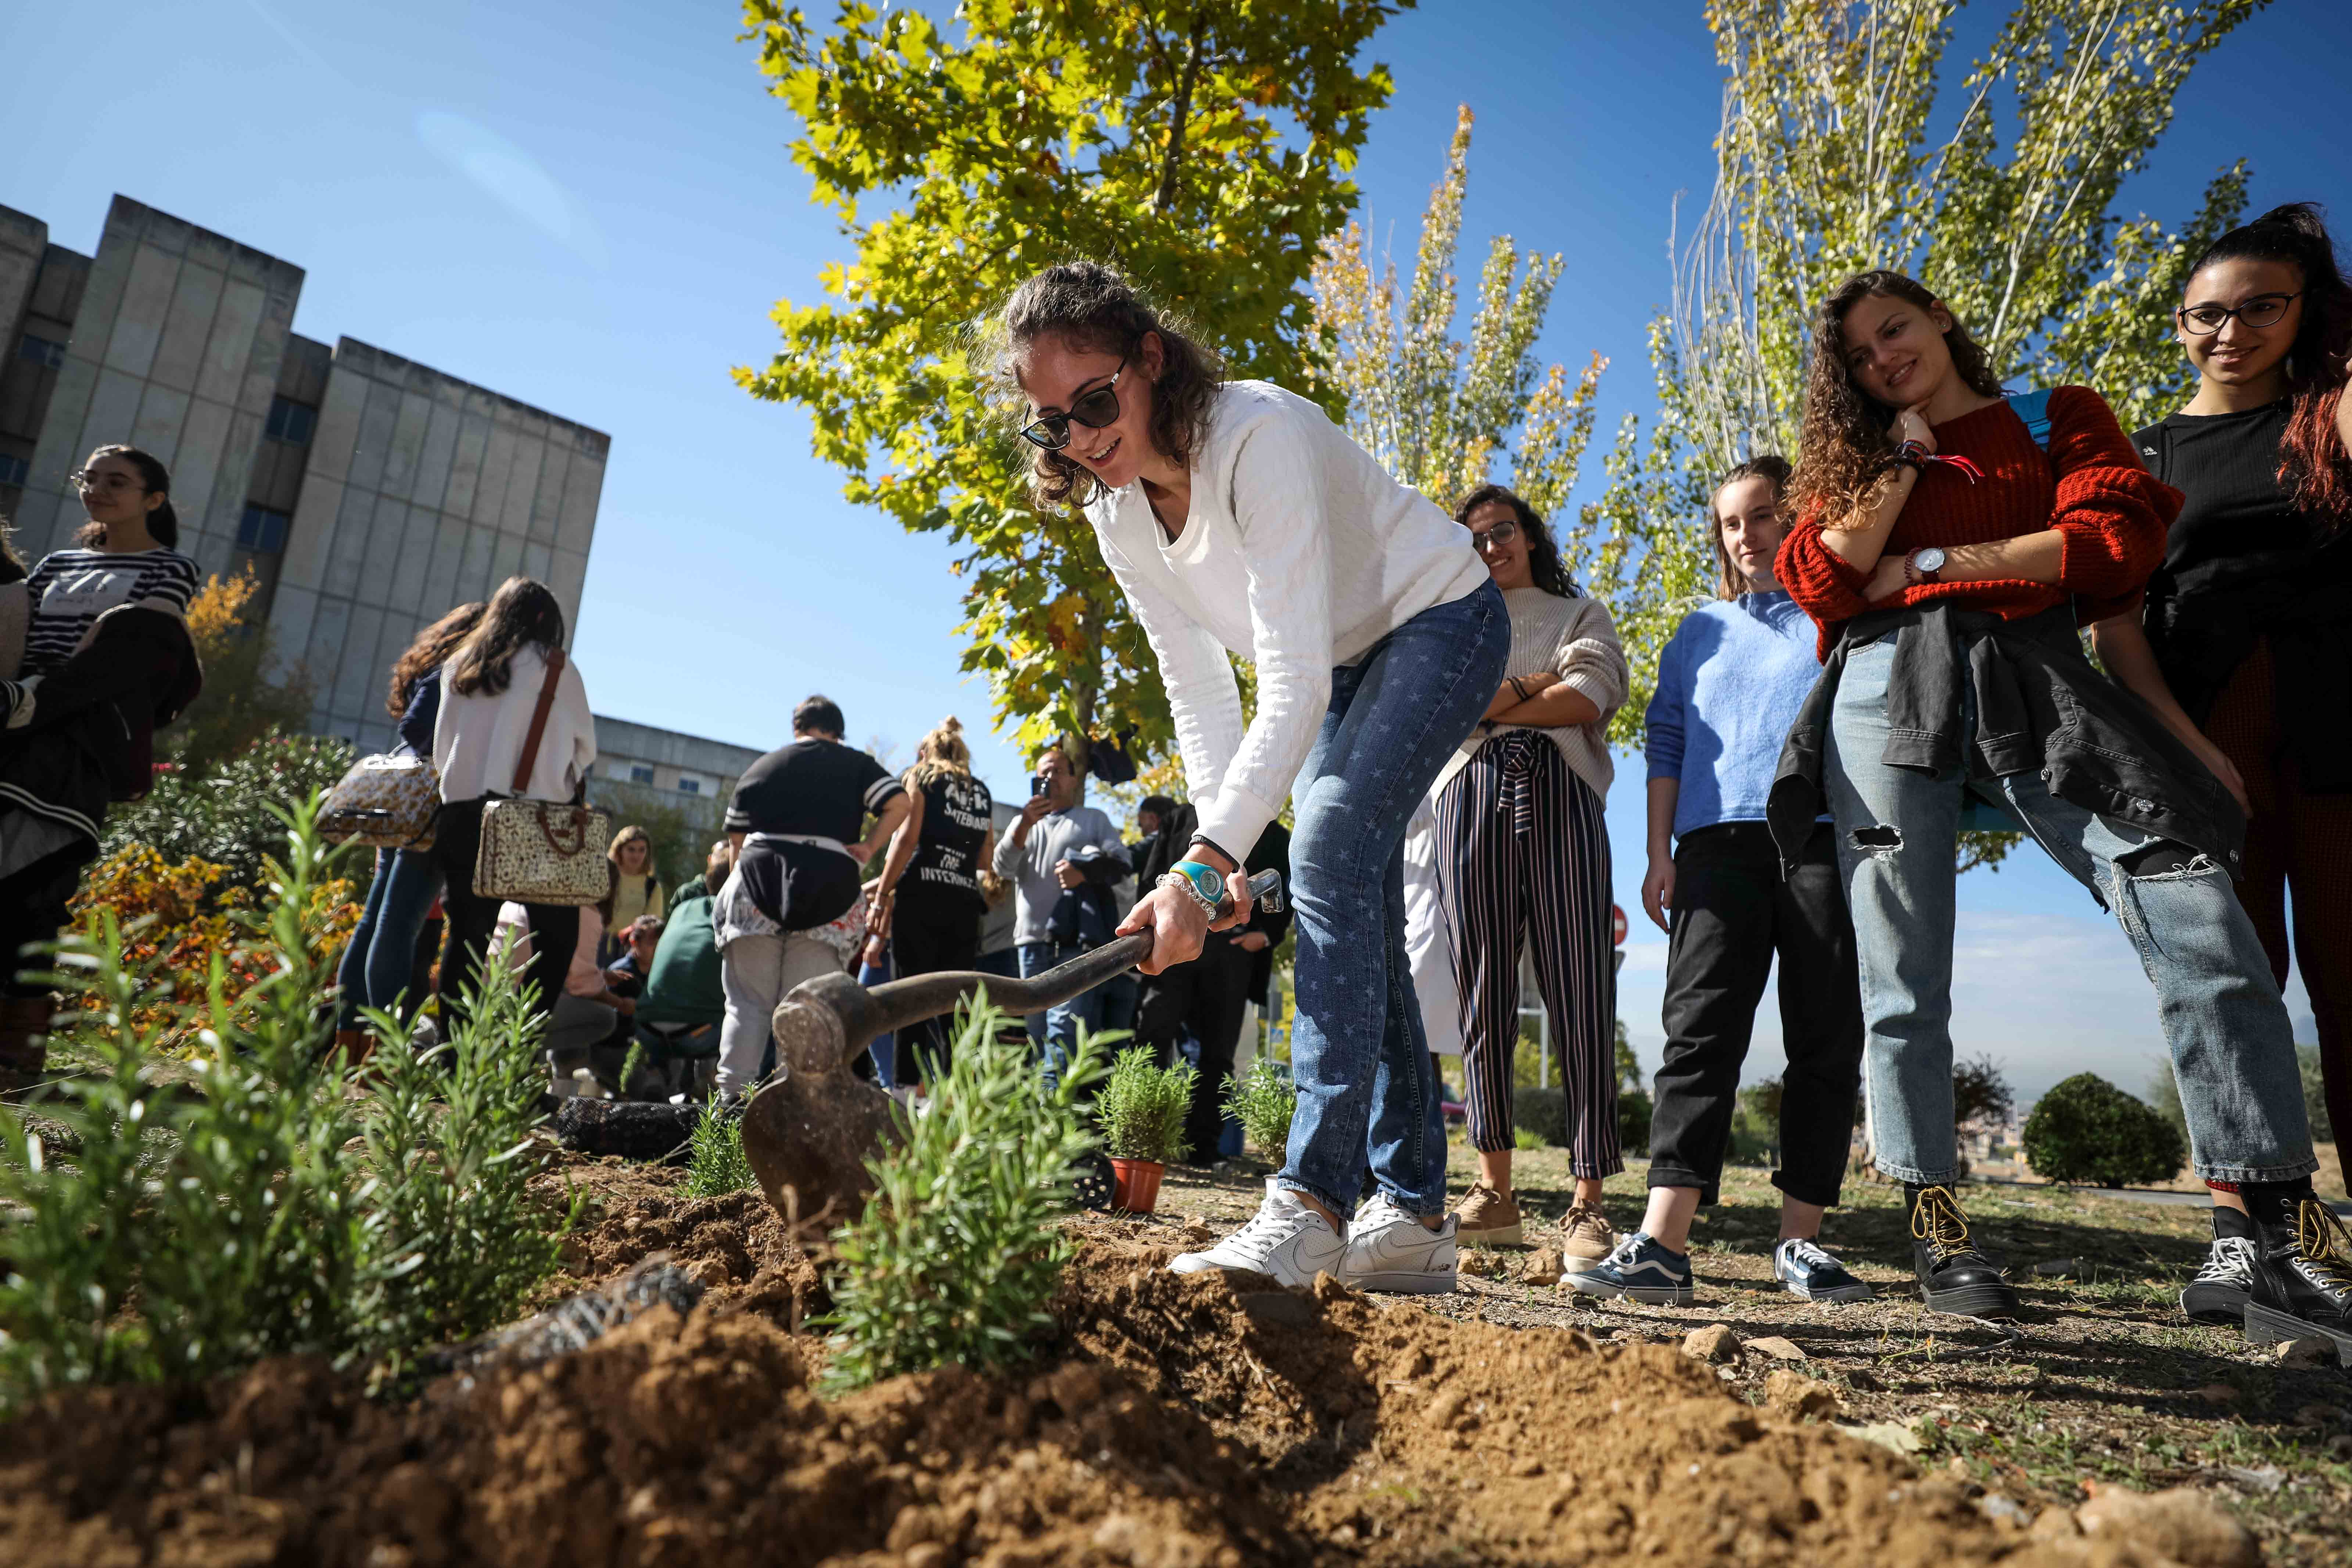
[1171,859,1226,905]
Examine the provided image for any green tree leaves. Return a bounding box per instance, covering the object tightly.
[737,0,1409,756]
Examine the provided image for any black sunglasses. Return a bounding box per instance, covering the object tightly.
[1020,359,1127,451]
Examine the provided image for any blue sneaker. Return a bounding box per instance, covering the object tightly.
[1774,1237,1874,1303]
[1564,1231,1694,1306]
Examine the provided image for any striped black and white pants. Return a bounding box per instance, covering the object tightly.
[1435,732,1620,1175]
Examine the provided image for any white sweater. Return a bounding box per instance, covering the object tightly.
[1089,381,1490,858]
[433,644,597,804]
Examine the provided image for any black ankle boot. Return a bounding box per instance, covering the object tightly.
[2244,1196,2352,1357]
[1906,1184,2019,1319]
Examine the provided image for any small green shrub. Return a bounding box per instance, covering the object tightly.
[103,731,359,893]
[819,997,1105,1393]
[1097,1047,1195,1164]
[0,795,566,1403]
[2022,1072,2187,1187]
[684,1102,757,1198]
[1513,1125,1545,1151]
[1223,1056,1297,1158]
[1618,1087,1653,1156]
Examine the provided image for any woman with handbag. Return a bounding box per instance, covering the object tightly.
[330,601,483,1056]
[429,577,597,1034]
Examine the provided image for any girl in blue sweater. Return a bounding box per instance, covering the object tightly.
[1567,456,1871,1307]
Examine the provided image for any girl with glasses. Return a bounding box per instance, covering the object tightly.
[1772,270,2336,1343]
[1432,484,1627,1264]
[0,445,202,1088]
[990,261,1508,1292]
[2084,203,2352,1335]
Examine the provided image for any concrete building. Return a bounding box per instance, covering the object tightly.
[587,715,766,844]
[0,195,606,753]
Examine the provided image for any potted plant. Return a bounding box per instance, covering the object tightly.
[1097,1047,1196,1213]
[1222,1056,1298,1163]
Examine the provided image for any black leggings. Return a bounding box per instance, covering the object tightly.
[889,888,982,1082]
[0,846,88,999]
[431,798,578,1035]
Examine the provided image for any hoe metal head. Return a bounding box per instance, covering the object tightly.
[739,869,1281,1224]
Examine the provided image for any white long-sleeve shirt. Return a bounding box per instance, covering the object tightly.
[432,643,596,804]
[1088,381,1489,859]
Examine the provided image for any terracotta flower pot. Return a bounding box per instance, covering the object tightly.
[1109,1157,1165,1214]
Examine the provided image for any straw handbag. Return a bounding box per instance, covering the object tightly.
[473,648,610,905]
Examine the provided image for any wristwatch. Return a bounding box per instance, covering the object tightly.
[1169,858,1228,909]
[1903,546,1947,586]
[1161,869,1223,917]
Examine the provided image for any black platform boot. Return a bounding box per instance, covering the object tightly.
[1907,1183,2020,1319]
[2243,1192,2352,1360]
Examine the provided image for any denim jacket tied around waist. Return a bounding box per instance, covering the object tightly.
[1765,601,2245,895]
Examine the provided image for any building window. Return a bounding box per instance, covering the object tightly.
[237,504,290,554]
[630,764,655,785]
[265,396,317,445]
[15,335,65,370]
[677,778,702,796]
[0,455,26,488]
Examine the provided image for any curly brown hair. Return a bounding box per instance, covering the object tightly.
[983,261,1224,512]
[1452,483,1580,598]
[386,600,486,718]
[1794,271,2005,527]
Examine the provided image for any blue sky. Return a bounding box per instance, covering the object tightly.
[6,1,2344,1099]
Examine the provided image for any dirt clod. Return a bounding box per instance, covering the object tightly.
[1683,1322,1740,1362]
[1763,1369,1838,1419]
[2076,1485,2261,1568]
[2274,1338,2335,1368]
[1522,1247,1564,1287]
[1744,1335,1806,1361]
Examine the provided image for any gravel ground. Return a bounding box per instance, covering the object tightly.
[1124,1139,2352,1568]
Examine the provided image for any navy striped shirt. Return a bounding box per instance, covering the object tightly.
[23,548,200,677]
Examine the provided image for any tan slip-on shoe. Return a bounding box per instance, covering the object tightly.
[1452,1181,1523,1247]
[1560,1200,1617,1262]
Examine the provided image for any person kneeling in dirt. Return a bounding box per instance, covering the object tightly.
[712,697,909,1101]
[991,262,1505,1292]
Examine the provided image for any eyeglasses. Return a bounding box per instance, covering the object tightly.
[1470,519,1520,552]
[2176,292,2302,335]
[1019,360,1127,451]
[69,469,144,493]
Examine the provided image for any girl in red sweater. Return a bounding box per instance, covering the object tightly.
[1771,270,2344,1350]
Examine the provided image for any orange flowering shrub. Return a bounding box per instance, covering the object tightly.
[65,844,360,1054]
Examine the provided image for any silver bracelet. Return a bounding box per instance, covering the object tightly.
[1158,870,1222,918]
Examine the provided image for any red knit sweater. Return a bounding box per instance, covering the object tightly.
[1778,386,2183,660]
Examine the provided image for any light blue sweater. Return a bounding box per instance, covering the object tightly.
[1644,592,1822,841]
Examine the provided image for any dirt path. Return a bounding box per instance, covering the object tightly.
[0,1145,2340,1567]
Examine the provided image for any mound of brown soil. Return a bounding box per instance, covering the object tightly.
[0,1171,2237,1567]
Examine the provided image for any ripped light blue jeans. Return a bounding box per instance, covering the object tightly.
[1824,634,2315,1187]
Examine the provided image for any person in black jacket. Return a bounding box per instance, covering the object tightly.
[0,452,207,1088]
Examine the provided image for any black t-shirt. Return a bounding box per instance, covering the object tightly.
[905,772,993,908]
[2137,402,2323,588]
[725,738,903,843]
[2136,401,2352,785]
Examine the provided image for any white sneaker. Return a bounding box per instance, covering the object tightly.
[1342,1192,1458,1293]
[1169,1177,1346,1288]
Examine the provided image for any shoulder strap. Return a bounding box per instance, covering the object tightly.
[2008,388,2055,453]
[511,646,564,797]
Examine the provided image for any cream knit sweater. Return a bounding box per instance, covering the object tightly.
[1088,381,1491,859]
[1432,586,1626,804]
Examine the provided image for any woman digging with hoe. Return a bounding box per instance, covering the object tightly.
[990,261,1507,1291]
